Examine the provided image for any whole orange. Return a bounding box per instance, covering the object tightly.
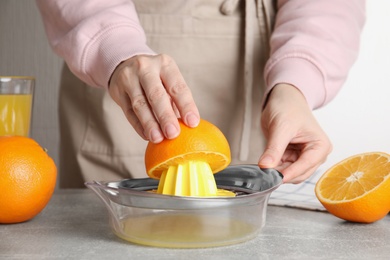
[0,136,57,223]
[145,119,231,179]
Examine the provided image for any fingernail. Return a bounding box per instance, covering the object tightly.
[259,155,273,166]
[185,112,199,127]
[164,123,179,139]
[150,128,164,143]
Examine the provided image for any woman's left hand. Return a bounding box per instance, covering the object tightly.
[258,83,333,183]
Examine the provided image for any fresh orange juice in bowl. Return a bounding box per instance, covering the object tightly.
[0,76,34,136]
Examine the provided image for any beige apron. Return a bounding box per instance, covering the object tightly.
[58,0,276,188]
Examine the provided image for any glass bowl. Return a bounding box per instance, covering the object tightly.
[85,165,283,248]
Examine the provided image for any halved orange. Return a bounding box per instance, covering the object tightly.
[144,119,231,180]
[315,152,390,223]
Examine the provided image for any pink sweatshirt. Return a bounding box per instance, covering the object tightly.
[35,0,365,110]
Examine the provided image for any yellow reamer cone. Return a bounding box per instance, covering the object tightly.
[156,160,235,197]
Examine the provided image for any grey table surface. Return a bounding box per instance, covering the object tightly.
[1,189,389,260]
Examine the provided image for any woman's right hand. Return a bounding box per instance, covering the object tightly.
[108,54,200,143]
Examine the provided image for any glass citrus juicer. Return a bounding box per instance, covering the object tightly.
[85,119,283,248]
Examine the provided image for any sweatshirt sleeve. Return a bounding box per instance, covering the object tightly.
[35,0,155,88]
[264,0,366,109]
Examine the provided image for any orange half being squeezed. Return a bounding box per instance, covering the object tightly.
[145,119,234,197]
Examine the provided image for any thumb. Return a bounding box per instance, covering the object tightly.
[258,127,291,168]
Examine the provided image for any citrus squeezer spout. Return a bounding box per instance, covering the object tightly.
[156,160,235,197]
[85,181,122,230]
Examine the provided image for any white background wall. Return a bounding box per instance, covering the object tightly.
[0,1,389,187]
[314,1,390,174]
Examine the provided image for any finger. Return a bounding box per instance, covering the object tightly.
[112,65,165,143]
[108,76,148,140]
[280,145,329,183]
[119,95,148,140]
[258,121,293,168]
[160,56,200,128]
[139,70,180,140]
[282,163,318,184]
[127,77,164,143]
[170,99,181,118]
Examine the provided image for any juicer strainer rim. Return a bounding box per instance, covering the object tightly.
[85,165,283,209]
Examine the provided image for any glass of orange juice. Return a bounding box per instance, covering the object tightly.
[0,76,34,136]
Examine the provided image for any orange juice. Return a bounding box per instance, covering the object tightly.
[115,214,256,248]
[0,94,32,136]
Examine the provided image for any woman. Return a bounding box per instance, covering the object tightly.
[36,0,366,187]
